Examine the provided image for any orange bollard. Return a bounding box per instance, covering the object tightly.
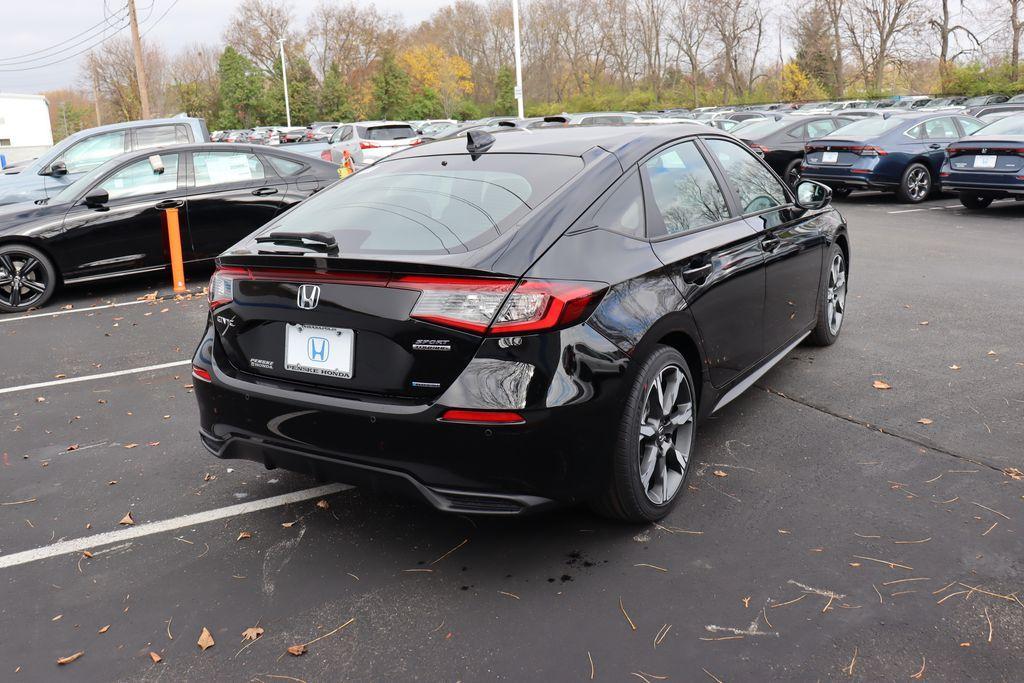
[164,207,187,293]
[340,149,355,178]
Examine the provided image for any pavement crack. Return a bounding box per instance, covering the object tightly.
[758,385,1005,475]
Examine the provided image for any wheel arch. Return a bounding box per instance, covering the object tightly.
[0,237,63,285]
[654,329,705,410]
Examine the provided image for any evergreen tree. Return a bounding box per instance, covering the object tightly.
[217,46,262,128]
[494,66,516,116]
[372,50,411,120]
[320,62,359,121]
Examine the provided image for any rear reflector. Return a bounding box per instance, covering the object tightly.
[439,409,525,424]
[192,366,212,382]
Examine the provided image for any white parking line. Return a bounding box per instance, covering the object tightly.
[0,483,351,570]
[0,299,154,323]
[887,208,926,214]
[0,360,190,395]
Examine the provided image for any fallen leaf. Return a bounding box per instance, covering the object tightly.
[918,321,929,326]
[237,531,252,541]
[316,499,330,510]
[54,373,67,379]
[872,380,892,390]
[65,444,79,452]
[52,614,63,621]
[1003,468,1024,481]
[148,652,162,663]
[712,470,728,478]
[97,399,107,404]
[287,644,307,656]
[118,511,134,526]
[987,350,997,356]
[108,480,118,486]
[138,291,158,301]
[917,418,933,425]
[124,443,138,449]
[98,625,110,634]
[82,551,93,558]
[197,627,215,651]
[57,652,84,665]
[147,441,160,447]
[202,473,216,482]
[241,626,264,641]
[949,365,961,370]
[281,521,296,528]
[35,397,46,403]
[742,596,750,608]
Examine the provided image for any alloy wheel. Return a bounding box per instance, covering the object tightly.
[906,167,930,201]
[0,251,50,310]
[826,252,847,335]
[637,364,694,505]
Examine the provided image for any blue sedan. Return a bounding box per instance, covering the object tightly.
[801,112,985,202]
[939,113,1024,209]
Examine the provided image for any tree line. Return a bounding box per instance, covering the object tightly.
[43,0,1024,138]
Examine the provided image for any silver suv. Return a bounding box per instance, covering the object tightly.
[328,121,421,167]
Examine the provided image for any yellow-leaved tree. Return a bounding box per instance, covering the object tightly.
[778,63,827,103]
[399,44,474,118]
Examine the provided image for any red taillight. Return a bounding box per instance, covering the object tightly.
[209,267,247,309]
[439,409,525,424]
[748,143,771,154]
[192,366,212,382]
[409,138,423,146]
[320,150,332,162]
[852,145,887,156]
[359,141,378,149]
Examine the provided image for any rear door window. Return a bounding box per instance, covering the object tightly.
[594,171,645,238]
[256,154,583,254]
[924,117,959,139]
[134,125,187,151]
[641,140,730,237]
[62,130,127,174]
[193,151,266,188]
[266,156,306,177]
[806,119,839,137]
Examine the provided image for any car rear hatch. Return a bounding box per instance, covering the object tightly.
[946,139,1024,174]
[360,125,421,159]
[804,139,876,167]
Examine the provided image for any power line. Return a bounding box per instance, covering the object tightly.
[0,2,127,63]
[0,4,130,66]
[140,0,181,38]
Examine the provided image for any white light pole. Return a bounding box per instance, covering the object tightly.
[511,0,524,119]
[277,38,292,127]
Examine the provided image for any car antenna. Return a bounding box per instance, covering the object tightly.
[466,129,495,159]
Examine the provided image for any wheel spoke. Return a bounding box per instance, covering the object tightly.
[19,257,38,277]
[0,254,14,275]
[639,443,658,489]
[835,271,846,290]
[9,284,20,307]
[661,368,681,414]
[667,402,693,426]
[649,374,665,419]
[22,278,45,293]
[639,422,657,439]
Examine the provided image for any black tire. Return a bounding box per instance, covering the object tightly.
[591,345,697,523]
[0,244,57,313]
[896,162,931,203]
[808,242,847,346]
[959,192,993,210]
[832,187,853,199]
[784,158,803,188]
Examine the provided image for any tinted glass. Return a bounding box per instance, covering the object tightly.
[736,118,791,138]
[826,117,902,137]
[643,141,729,236]
[974,114,1024,135]
[594,172,645,238]
[193,152,265,187]
[806,119,839,137]
[97,153,179,200]
[360,125,416,141]
[135,125,180,151]
[266,156,305,177]
[62,131,126,174]
[924,117,959,139]
[260,154,583,254]
[705,138,788,214]
[958,117,984,135]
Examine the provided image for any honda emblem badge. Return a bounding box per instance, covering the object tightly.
[297,284,320,310]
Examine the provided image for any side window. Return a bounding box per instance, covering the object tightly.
[97,153,179,201]
[906,124,925,140]
[924,117,959,139]
[175,125,192,143]
[957,117,983,135]
[786,124,805,139]
[266,156,306,177]
[806,119,838,138]
[62,130,127,174]
[193,152,266,188]
[642,140,730,237]
[135,126,180,151]
[593,171,645,238]
[705,138,788,214]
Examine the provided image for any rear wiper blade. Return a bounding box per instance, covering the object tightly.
[255,231,339,255]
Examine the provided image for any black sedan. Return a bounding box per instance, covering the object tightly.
[738,114,855,186]
[192,126,849,522]
[0,144,339,312]
[940,114,1024,208]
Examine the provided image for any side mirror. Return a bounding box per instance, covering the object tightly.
[48,160,68,176]
[794,180,831,210]
[84,189,109,207]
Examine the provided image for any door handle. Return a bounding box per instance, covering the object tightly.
[761,235,782,252]
[681,262,712,284]
[928,143,942,149]
[252,187,279,196]
[154,199,183,209]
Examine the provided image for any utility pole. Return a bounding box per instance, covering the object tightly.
[277,38,291,127]
[511,0,524,119]
[127,0,151,119]
[90,62,102,126]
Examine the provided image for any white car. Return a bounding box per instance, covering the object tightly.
[327,121,421,166]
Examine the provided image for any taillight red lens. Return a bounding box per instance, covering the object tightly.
[749,143,771,154]
[320,150,332,162]
[192,366,212,382]
[359,141,378,149]
[209,267,246,309]
[853,145,887,156]
[439,409,525,424]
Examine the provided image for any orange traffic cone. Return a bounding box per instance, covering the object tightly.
[339,149,355,178]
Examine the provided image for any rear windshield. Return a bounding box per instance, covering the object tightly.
[825,117,903,137]
[360,125,416,141]
[257,153,584,254]
[734,118,791,138]
[975,114,1024,135]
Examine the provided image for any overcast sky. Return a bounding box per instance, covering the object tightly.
[0,0,452,94]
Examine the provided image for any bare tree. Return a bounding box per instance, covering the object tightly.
[223,0,295,76]
[306,1,399,83]
[707,0,768,101]
[669,0,711,107]
[631,0,672,99]
[844,0,923,92]
[928,0,980,91]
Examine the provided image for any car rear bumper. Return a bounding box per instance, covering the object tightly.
[801,168,897,191]
[940,178,1024,196]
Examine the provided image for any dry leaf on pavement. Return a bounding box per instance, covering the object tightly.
[316,499,330,510]
[148,652,162,663]
[1003,468,1024,481]
[872,380,892,390]
[197,627,215,651]
[118,511,134,526]
[949,365,961,370]
[237,531,252,541]
[57,652,84,665]
[712,470,728,478]
[241,626,264,641]
[287,644,307,656]
[124,443,138,449]
[917,418,933,425]
[282,521,296,528]
[98,625,110,634]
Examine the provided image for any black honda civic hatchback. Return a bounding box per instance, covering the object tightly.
[193,125,850,521]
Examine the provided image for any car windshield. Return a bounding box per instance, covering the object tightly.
[824,117,903,138]
[974,115,1024,135]
[734,117,791,138]
[257,153,584,255]
[963,96,990,106]
[360,125,417,141]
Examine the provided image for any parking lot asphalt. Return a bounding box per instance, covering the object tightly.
[1,194,1021,681]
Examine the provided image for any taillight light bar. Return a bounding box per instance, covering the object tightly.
[192,365,212,382]
[208,267,605,335]
[748,143,771,154]
[439,409,525,424]
[359,141,378,149]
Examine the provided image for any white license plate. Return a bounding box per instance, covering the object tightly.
[974,155,997,168]
[284,324,354,378]
[821,151,839,163]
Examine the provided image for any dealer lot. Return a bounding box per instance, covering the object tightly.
[1,194,1021,681]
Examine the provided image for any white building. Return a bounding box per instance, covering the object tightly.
[0,93,53,166]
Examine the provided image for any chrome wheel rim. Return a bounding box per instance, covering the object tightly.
[826,252,846,335]
[0,252,48,309]
[638,364,694,505]
[906,167,929,201]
